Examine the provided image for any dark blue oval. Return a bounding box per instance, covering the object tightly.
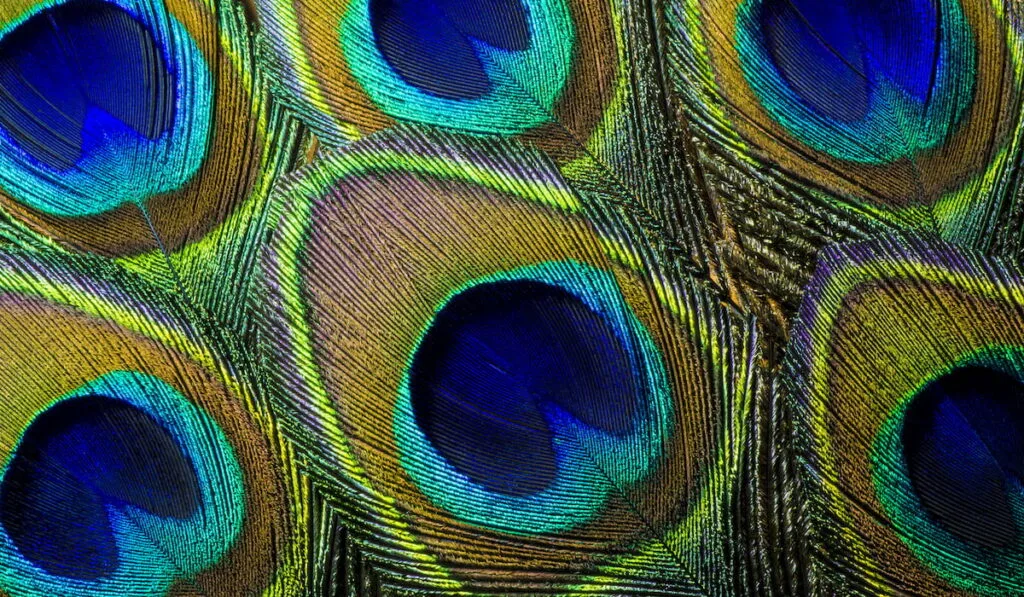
[902,366,1024,549]
[0,395,200,580]
[0,0,175,171]
[409,280,644,496]
[758,0,939,122]
[369,0,530,100]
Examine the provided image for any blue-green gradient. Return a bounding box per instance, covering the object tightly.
[394,261,674,534]
[735,0,975,164]
[341,0,574,134]
[0,0,212,217]
[0,371,244,597]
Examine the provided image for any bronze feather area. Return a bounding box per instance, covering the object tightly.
[0,0,1021,595]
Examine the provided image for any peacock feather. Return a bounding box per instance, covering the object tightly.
[254,0,714,275]
[0,247,308,596]
[783,233,1024,595]
[0,0,309,329]
[255,0,620,143]
[0,0,1021,595]
[256,126,759,594]
[664,0,1024,321]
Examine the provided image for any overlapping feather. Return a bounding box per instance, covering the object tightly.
[0,0,1021,595]
[664,0,1024,321]
[253,0,719,281]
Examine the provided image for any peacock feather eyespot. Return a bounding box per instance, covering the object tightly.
[0,372,245,596]
[0,1,176,173]
[395,261,673,534]
[668,0,1020,238]
[783,234,1024,595]
[257,128,754,592]
[0,248,307,596]
[366,0,532,101]
[255,0,628,147]
[341,0,572,134]
[871,354,1024,594]
[0,0,304,312]
[0,0,212,218]
[735,0,975,165]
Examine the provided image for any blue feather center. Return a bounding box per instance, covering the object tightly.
[409,280,643,496]
[736,0,975,163]
[0,395,200,580]
[395,262,673,534]
[902,366,1024,549]
[369,0,530,100]
[0,0,175,172]
[0,372,245,596]
[759,0,938,123]
[341,0,573,135]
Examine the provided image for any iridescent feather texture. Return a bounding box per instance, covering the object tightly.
[0,0,308,329]
[256,126,760,594]
[664,0,1024,319]
[254,0,713,275]
[0,248,307,596]
[255,0,605,140]
[783,234,1024,595]
[0,0,1022,595]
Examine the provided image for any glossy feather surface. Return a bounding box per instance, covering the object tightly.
[0,248,307,596]
[0,0,1022,595]
[256,126,758,594]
